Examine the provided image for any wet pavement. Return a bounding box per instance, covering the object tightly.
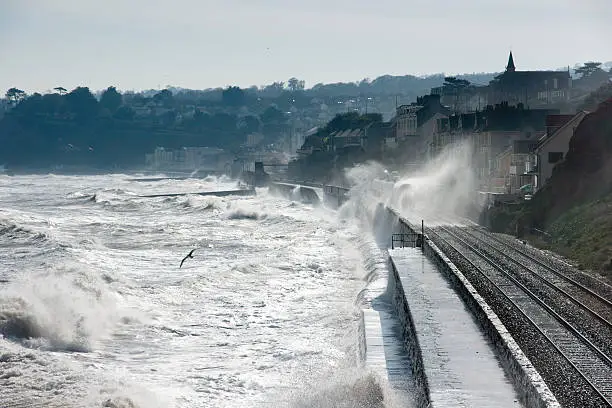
[389,248,524,408]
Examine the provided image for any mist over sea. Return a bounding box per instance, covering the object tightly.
[0,173,397,408]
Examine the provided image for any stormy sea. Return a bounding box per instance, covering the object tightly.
[0,173,398,408]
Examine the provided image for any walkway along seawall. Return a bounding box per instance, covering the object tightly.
[387,210,559,408]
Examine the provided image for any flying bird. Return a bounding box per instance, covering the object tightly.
[180,249,196,268]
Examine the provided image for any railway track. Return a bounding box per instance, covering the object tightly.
[467,226,612,306]
[427,225,612,406]
[443,225,612,362]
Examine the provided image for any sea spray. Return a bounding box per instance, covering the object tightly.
[340,140,483,225]
[0,264,120,352]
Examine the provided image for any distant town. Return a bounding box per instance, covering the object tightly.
[291,54,612,194]
[1,53,611,200]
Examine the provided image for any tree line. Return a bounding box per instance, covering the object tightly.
[0,85,293,170]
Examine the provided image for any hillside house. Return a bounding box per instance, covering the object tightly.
[535,111,588,189]
[394,94,451,161]
[488,52,572,108]
[430,52,572,114]
[434,103,556,190]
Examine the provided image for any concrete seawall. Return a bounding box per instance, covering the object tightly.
[268,183,321,205]
[386,254,431,408]
[353,232,417,405]
[139,189,255,198]
[322,185,350,208]
[375,207,431,408]
[394,212,559,408]
[268,182,350,208]
[351,202,429,407]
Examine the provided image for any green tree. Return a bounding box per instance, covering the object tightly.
[324,112,382,133]
[114,105,135,121]
[325,112,361,132]
[100,86,123,113]
[161,109,177,126]
[576,62,603,78]
[210,112,237,131]
[65,86,99,123]
[222,86,246,107]
[132,94,151,106]
[443,77,471,90]
[238,115,261,134]
[267,82,284,91]
[260,105,286,124]
[153,89,174,108]
[287,77,305,92]
[13,92,44,117]
[5,88,26,105]
[41,93,65,115]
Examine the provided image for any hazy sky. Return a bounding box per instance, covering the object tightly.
[2,0,611,93]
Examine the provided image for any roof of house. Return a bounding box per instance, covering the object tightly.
[546,114,575,129]
[332,128,364,138]
[536,111,588,151]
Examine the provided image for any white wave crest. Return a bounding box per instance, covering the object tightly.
[0,264,119,352]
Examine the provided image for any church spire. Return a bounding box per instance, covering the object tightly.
[506,51,516,72]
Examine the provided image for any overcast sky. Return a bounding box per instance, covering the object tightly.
[2,0,611,94]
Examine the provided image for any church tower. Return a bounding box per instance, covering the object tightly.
[506,51,516,72]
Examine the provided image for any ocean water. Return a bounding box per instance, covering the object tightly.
[0,174,394,408]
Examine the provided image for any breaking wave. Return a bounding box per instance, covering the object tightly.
[0,220,49,244]
[224,201,268,220]
[226,209,263,220]
[0,265,119,352]
[178,195,226,212]
[339,143,483,225]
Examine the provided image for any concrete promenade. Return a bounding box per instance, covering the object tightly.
[389,248,524,408]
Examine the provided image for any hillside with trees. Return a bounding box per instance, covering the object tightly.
[0,86,293,171]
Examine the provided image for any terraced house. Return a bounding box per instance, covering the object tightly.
[433,103,555,192]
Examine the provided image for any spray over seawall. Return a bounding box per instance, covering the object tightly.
[330,144,483,408]
[340,140,483,227]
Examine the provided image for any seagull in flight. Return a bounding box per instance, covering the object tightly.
[180,249,196,268]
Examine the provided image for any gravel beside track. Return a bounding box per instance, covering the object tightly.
[485,230,612,288]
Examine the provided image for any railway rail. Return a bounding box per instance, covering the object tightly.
[450,227,612,342]
[467,227,612,307]
[426,224,612,406]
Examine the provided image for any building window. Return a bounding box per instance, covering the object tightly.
[551,90,563,98]
[548,152,563,163]
[553,78,558,89]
